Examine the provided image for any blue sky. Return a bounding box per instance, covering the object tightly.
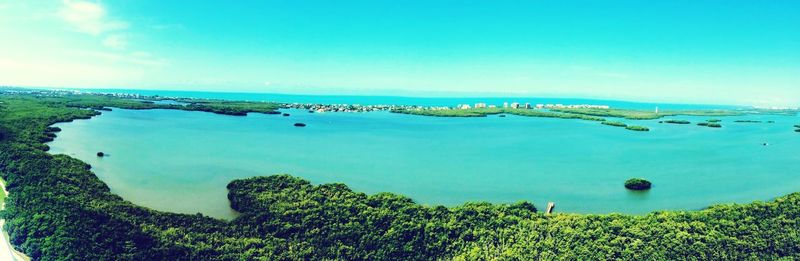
[1,1,798,106]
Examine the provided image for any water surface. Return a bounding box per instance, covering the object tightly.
[48,108,800,219]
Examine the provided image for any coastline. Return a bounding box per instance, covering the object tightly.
[0,178,31,261]
[4,89,800,259]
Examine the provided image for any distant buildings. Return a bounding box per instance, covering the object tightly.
[449,101,611,111]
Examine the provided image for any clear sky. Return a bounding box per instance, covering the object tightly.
[1,1,798,106]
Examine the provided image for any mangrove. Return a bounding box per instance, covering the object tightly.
[662,120,691,124]
[625,125,650,132]
[4,88,800,260]
[601,121,627,127]
[624,178,652,190]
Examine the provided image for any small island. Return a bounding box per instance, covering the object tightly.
[96,152,105,157]
[602,121,627,127]
[282,113,290,116]
[662,120,691,124]
[698,122,722,128]
[625,126,649,132]
[624,178,652,190]
[294,123,307,127]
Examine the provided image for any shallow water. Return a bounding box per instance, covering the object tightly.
[48,108,800,219]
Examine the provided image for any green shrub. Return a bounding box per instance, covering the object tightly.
[662,120,690,124]
[625,125,649,131]
[624,178,652,190]
[601,121,627,127]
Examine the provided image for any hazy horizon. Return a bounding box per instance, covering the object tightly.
[1,1,798,107]
[2,85,762,108]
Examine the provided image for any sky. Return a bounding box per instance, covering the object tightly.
[0,1,798,106]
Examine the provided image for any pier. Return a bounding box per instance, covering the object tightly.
[546,202,555,214]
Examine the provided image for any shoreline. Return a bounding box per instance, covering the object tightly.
[0,179,31,261]
[45,102,800,217]
[4,88,800,259]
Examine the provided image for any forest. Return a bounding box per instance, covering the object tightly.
[2,90,800,260]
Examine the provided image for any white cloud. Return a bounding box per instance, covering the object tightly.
[58,0,127,35]
[53,1,166,66]
[102,34,128,49]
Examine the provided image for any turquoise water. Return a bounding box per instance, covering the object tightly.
[48,108,800,219]
[77,88,740,110]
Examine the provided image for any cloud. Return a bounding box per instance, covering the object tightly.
[58,0,127,35]
[55,1,165,66]
[102,34,128,49]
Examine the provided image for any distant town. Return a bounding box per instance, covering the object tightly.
[455,102,610,110]
[2,87,799,113]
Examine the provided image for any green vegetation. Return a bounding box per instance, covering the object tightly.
[391,107,605,121]
[707,119,722,123]
[549,107,742,120]
[698,122,723,128]
[600,121,650,132]
[624,178,652,190]
[601,121,627,127]
[625,125,649,132]
[4,91,800,259]
[28,92,282,116]
[392,107,503,117]
[662,120,691,124]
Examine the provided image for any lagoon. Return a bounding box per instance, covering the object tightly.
[48,108,800,219]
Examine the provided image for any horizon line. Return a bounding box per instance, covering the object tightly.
[0,84,765,109]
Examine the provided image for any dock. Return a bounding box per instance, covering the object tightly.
[545,202,555,214]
